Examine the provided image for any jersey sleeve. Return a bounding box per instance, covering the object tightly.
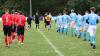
[1,14,4,21]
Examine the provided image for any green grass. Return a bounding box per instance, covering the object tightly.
[0,21,100,56]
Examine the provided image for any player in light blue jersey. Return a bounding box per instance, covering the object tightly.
[70,9,77,37]
[83,11,90,41]
[76,13,83,38]
[62,12,70,35]
[56,13,62,33]
[87,7,99,49]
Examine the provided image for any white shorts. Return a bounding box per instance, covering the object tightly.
[62,24,68,28]
[56,23,62,28]
[83,24,88,31]
[88,25,97,36]
[70,21,76,28]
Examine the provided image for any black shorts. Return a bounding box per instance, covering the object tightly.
[27,21,32,24]
[35,21,39,24]
[11,24,16,32]
[3,25,11,36]
[17,26,25,35]
[46,21,50,25]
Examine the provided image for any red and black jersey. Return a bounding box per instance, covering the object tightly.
[2,13,12,26]
[16,15,26,26]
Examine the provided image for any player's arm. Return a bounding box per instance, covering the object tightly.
[68,16,71,27]
[96,16,99,24]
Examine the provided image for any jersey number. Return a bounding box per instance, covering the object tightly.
[6,17,8,22]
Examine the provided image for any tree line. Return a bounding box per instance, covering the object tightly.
[0,0,100,16]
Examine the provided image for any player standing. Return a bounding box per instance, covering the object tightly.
[45,13,51,31]
[10,10,17,42]
[1,9,12,47]
[16,11,26,44]
[61,12,70,35]
[69,9,77,37]
[27,16,32,28]
[56,13,62,33]
[34,12,40,29]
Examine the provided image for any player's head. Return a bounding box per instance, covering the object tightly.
[77,11,81,15]
[63,9,67,15]
[71,9,74,13]
[90,7,96,12]
[14,12,18,15]
[45,12,48,16]
[11,10,15,14]
[58,13,62,15]
[5,9,9,14]
[19,11,23,15]
[36,12,38,15]
[49,12,51,15]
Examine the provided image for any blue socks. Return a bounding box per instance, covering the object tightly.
[83,32,86,40]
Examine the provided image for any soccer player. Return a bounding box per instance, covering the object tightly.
[69,9,77,37]
[1,9,12,47]
[62,12,70,35]
[87,7,99,49]
[10,10,17,42]
[27,16,32,28]
[44,13,48,28]
[48,13,52,29]
[75,13,83,38]
[45,13,51,31]
[56,13,62,33]
[16,11,27,44]
[83,11,90,41]
[34,12,40,29]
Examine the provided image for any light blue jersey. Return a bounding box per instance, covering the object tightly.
[88,12,98,46]
[56,15,62,26]
[88,13,98,25]
[75,14,83,38]
[76,14,83,27]
[83,13,89,41]
[61,14,70,35]
[70,12,77,21]
[83,14,89,26]
[62,14,69,25]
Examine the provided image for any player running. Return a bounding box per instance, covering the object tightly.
[1,9,12,47]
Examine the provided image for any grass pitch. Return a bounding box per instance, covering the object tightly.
[0,21,100,56]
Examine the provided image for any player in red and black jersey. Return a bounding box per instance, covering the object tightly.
[1,9,12,47]
[15,11,27,44]
[10,10,17,42]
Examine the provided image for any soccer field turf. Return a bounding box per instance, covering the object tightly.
[0,21,100,56]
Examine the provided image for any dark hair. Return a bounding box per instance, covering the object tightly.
[11,10,15,14]
[90,7,96,12]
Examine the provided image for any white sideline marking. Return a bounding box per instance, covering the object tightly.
[38,29,64,56]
